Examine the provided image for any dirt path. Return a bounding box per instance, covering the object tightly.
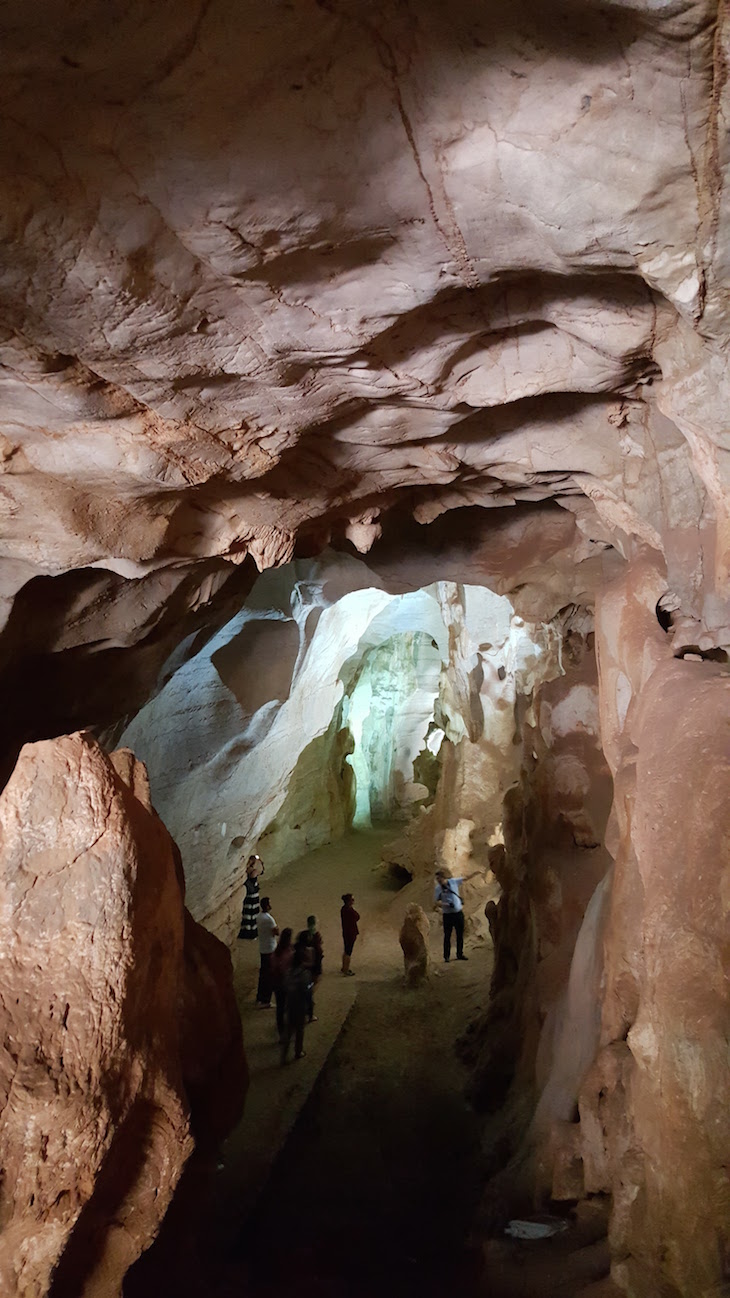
[233,973,488,1298]
[126,828,492,1298]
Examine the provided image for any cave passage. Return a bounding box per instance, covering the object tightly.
[125,826,488,1298]
[3,3,730,1293]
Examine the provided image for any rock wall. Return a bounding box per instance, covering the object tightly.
[255,714,355,871]
[462,623,612,1185]
[0,733,245,1298]
[470,557,730,1298]
[583,562,730,1298]
[382,582,561,897]
[345,629,442,824]
[119,553,394,935]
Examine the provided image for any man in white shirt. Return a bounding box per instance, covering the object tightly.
[434,869,481,962]
[256,896,279,1006]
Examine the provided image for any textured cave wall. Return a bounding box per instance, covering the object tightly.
[340,582,450,825]
[0,559,256,789]
[1,0,728,677]
[382,582,564,914]
[345,630,442,824]
[578,558,730,1298]
[255,713,356,869]
[468,557,730,1298]
[463,618,612,1186]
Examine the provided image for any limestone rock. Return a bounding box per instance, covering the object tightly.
[399,904,430,986]
[596,649,730,1298]
[179,909,247,1148]
[0,732,245,1297]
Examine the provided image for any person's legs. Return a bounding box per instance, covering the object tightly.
[443,912,454,961]
[454,910,466,959]
[294,1011,306,1059]
[275,987,286,1035]
[280,1012,292,1065]
[257,953,273,1004]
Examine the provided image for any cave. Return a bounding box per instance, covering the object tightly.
[1,2,729,1296]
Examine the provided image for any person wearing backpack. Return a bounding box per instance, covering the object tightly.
[434,869,481,963]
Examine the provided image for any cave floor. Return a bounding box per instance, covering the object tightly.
[126,826,491,1297]
[125,828,620,1298]
[223,826,491,1298]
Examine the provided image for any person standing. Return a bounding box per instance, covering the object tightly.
[303,914,324,1021]
[434,869,481,962]
[280,935,313,1064]
[340,892,360,976]
[256,896,279,1006]
[271,927,294,1038]
[238,853,264,940]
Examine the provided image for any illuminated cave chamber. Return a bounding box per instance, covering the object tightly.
[119,553,564,940]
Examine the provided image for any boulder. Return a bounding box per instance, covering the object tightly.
[399,904,430,986]
[0,731,245,1298]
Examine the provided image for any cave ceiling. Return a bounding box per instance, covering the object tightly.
[1,0,729,755]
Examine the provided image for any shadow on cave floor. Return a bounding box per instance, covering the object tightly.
[232,974,486,1298]
[126,826,491,1298]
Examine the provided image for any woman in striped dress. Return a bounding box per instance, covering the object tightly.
[238,854,264,939]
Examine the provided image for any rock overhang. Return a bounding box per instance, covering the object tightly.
[0,0,728,756]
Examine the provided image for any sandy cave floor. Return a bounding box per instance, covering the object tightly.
[126,827,491,1297]
[125,828,618,1298]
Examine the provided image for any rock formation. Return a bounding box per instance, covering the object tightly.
[0,0,729,1292]
[0,733,245,1297]
[399,904,431,986]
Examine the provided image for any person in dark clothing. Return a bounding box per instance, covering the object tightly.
[303,914,324,1022]
[271,927,294,1038]
[340,892,360,976]
[280,935,313,1065]
[238,853,264,939]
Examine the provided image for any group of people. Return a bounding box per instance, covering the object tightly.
[238,851,479,1058]
[238,854,361,1064]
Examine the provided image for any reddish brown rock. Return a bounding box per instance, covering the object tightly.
[179,909,247,1147]
[0,731,245,1298]
[596,653,730,1298]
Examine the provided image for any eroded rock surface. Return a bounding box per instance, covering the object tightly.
[0,732,245,1298]
[399,904,431,986]
[0,0,729,766]
[592,573,730,1298]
